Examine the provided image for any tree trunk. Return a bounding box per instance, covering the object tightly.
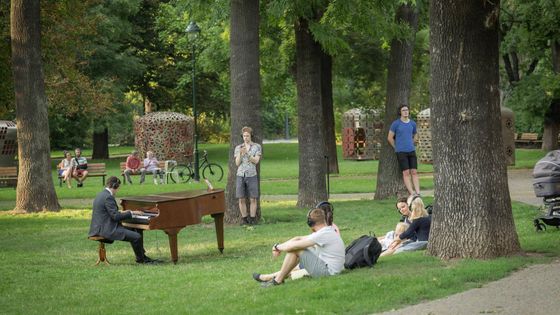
[374,4,418,200]
[428,0,520,259]
[226,0,261,224]
[321,50,339,175]
[11,0,60,212]
[542,40,560,151]
[295,17,327,207]
[92,126,109,159]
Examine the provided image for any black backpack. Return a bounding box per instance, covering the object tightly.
[344,235,382,269]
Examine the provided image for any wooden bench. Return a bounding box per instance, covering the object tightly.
[0,166,17,188]
[88,235,110,266]
[515,133,541,146]
[58,163,106,187]
[120,161,167,184]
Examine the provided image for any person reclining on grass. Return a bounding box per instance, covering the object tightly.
[88,176,159,264]
[383,196,431,256]
[252,208,345,288]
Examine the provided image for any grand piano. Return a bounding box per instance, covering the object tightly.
[120,189,225,264]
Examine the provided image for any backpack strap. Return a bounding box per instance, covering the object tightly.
[362,240,374,267]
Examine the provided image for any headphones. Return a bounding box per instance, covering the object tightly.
[306,208,316,227]
[315,201,333,225]
[409,195,420,209]
[107,177,121,190]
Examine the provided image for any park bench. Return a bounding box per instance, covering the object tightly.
[0,166,17,188]
[88,235,110,266]
[58,163,106,187]
[119,161,167,184]
[515,133,541,147]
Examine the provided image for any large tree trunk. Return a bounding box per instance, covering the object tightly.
[374,4,418,200]
[92,126,109,159]
[226,0,261,224]
[295,17,327,207]
[11,0,60,212]
[542,40,560,151]
[428,0,520,259]
[321,50,339,175]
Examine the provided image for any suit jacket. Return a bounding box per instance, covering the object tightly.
[88,189,132,240]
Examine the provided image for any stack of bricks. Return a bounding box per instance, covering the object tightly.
[501,107,515,166]
[417,108,432,164]
[342,109,383,160]
[416,107,515,166]
[134,111,194,164]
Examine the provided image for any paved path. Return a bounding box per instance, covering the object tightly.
[376,259,560,315]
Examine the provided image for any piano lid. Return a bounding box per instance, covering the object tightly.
[120,189,224,203]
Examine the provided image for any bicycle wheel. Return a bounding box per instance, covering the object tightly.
[202,163,224,182]
[170,164,193,183]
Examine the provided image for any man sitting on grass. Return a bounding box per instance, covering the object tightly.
[252,208,345,287]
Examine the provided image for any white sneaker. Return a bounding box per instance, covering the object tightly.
[154,179,158,185]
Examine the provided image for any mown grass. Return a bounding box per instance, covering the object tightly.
[0,145,543,207]
[0,199,557,314]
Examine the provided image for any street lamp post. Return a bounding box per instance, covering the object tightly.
[186,21,201,181]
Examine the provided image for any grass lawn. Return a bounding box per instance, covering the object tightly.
[0,199,557,314]
[0,145,544,206]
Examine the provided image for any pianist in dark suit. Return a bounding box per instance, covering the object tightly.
[88,176,158,264]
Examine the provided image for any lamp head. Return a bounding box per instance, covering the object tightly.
[186,21,201,40]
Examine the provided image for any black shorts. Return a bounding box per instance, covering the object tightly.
[396,151,418,171]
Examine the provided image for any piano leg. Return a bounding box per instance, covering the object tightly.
[211,213,224,253]
[164,228,181,264]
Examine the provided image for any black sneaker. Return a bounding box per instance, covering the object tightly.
[240,217,249,226]
[136,256,161,264]
[249,217,258,225]
[261,279,282,288]
[77,182,83,188]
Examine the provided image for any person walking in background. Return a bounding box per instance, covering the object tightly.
[234,126,262,225]
[387,104,421,197]
[59,151,74,188]
[124,150,143,184]
[71,148,88,188]
[142,151,164,185]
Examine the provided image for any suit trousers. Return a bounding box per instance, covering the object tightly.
[122,228,145,261]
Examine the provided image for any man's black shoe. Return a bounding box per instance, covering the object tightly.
[261,279,282,288]
[136,256,161,264]
[240,217,249,226]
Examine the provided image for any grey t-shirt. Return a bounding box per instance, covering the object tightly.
[307,226,345,275]
[234,142,262,177]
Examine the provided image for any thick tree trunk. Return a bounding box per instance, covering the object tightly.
[542,40,560,151]
[320,50,339,174]
[226,0,261,224]
[428,0,520,259]
[295,17,327,207]
[92,127,109,159]
[11,0,60,212]
[374,4,418,200]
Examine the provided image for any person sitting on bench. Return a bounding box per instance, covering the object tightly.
[88,176,159,264]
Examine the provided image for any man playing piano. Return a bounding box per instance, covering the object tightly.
[252,208,345,287]
[88,176,159,264]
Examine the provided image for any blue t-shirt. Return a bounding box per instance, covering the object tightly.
[389,119,417,153]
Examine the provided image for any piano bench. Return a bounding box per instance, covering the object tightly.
[88,236,110,266]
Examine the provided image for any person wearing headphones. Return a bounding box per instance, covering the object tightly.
[252,208,345,287]
[387,104,421,197]
[88,176,159,264]
[234,126,262,225]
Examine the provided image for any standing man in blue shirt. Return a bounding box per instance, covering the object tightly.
[387,104,420,197]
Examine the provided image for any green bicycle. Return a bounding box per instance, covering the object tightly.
[169,150,224,183]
